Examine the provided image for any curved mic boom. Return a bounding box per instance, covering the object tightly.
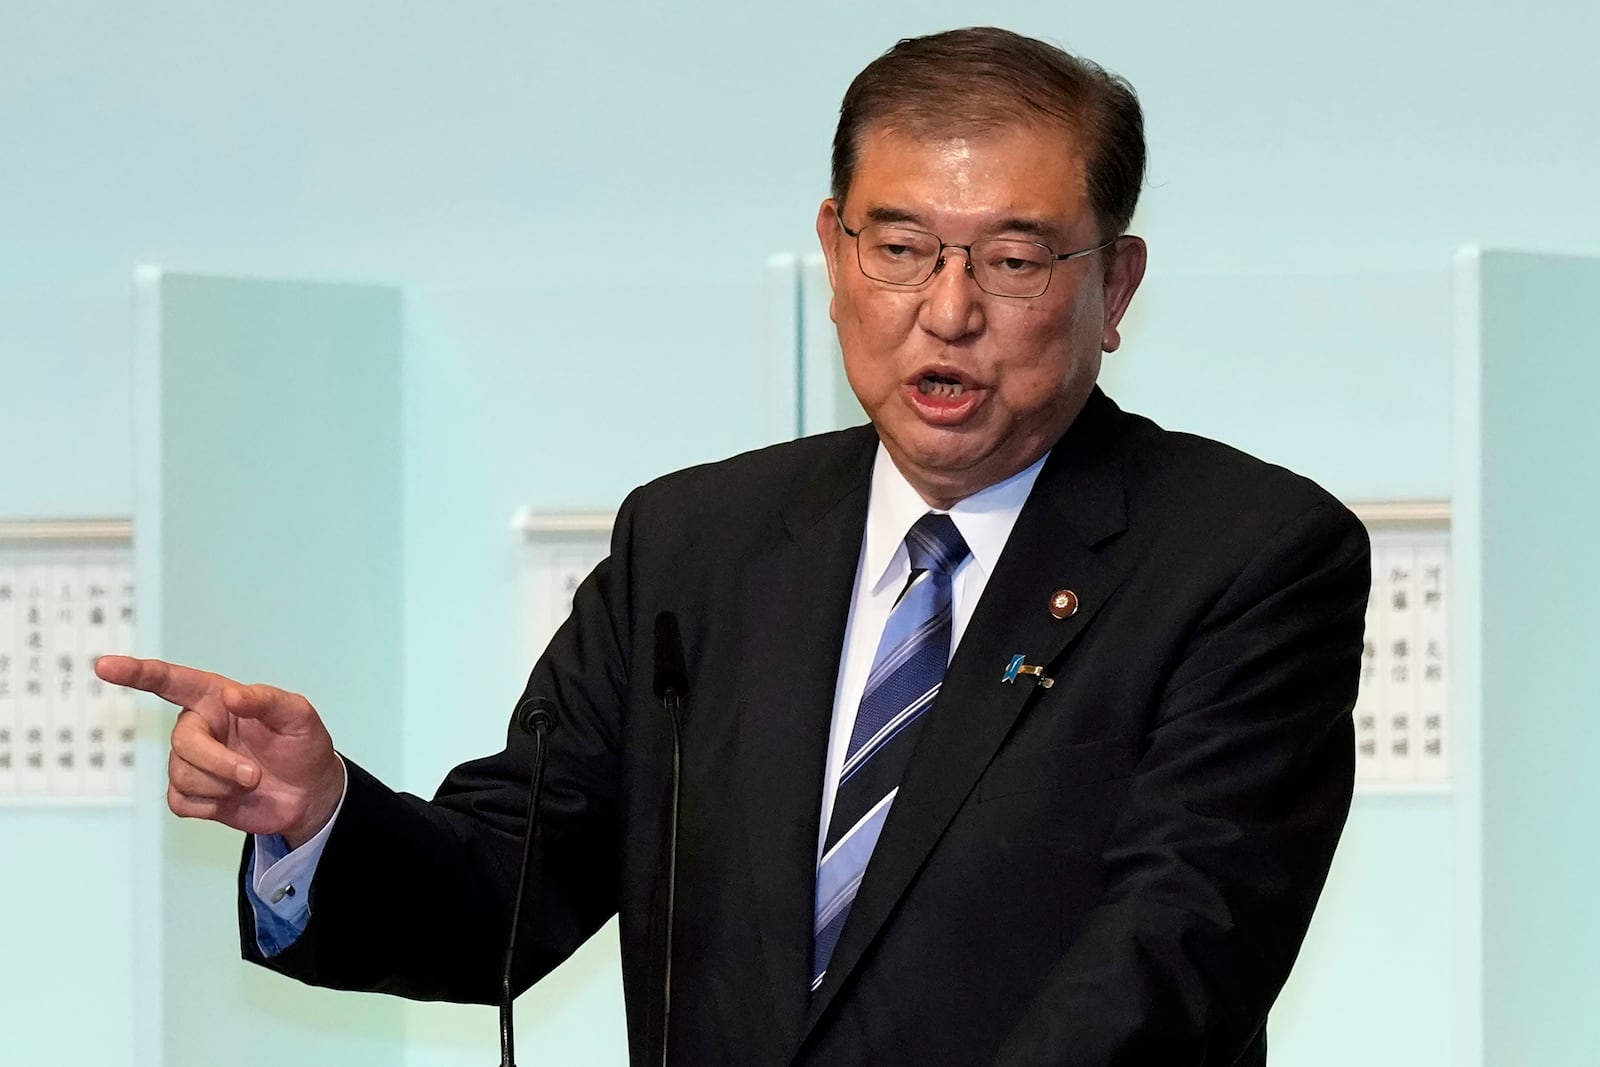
[499,694,559,1067]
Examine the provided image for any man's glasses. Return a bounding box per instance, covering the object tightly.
[838,216,1114,299]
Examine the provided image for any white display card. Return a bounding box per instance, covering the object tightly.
[0,521,135,805]
[516,511,615,661]
[1350,503,1450,794]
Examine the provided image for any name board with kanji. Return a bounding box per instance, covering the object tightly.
[516,510,614,660]
[0,521,135,804]
[1350,503,1450,793]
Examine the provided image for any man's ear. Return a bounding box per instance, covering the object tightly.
[1099,235,1147,353]
[815,199,843,295]
[812,198,851,319]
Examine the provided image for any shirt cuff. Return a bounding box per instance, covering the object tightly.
[243,758,349,955]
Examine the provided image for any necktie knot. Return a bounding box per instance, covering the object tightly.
[905,512,969,577]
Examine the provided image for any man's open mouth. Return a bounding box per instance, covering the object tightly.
[918,374,966,398]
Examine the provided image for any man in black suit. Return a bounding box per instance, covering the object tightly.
[98,26,1369,1065]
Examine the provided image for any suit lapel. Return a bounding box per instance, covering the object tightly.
[731,427,877,1054]
[801,391,1133,1036]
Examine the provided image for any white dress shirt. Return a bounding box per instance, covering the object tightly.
[816,445,1046,858]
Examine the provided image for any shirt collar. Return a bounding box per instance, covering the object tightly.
[862,445,1050,595]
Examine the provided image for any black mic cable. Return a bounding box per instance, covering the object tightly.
[499,695,559,1067]
[652,612,689,1067]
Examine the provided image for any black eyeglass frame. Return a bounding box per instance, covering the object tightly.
[837,215,1116,298]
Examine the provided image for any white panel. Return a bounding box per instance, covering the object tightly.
[0,562,16,793]
[81,553,117,795]
[1384,541,1420,783]
[1415,543,1449,784]
[18,570,49,795]
[0,523,134,804]
[1350,504,1451,794]
[112,563,137,796]
[516,511,615,660]
[112,560,137,794]
[1353,576,1384,785]
[46,556,84,795]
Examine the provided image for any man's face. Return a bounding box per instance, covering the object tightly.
[816,122,1146,508]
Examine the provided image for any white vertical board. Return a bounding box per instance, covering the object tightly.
[19,560,51,794]
[80,553,115,793]
[1353,567,1386,786]
[0,559,16,793]
[111,560,138,795]
[1350,503,1450,793]
[0,520,134,804]
[1385,542,1420,781]
[1414,544,1448,784]
[46,555,83,795]
[515,512,615,659]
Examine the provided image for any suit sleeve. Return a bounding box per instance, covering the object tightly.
[237,493,642,1003]
[991,500,1370,1066]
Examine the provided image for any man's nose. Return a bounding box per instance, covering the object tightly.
[919,248,985,340]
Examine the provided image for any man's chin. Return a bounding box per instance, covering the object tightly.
[886,439,1008,508]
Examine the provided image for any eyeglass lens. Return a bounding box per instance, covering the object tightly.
[854,224,1057,298]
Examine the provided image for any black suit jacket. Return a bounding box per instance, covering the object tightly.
[244,390,1370,1066]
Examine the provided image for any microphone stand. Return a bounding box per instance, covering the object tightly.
[499,698,558,1067]
[652,611,689,1067]
[659,684,682,1067]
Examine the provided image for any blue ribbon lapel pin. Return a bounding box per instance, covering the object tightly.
[1002,653,1053,689]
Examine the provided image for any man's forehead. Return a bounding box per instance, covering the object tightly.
[848,123,1092,235]
[859,114,1084,161]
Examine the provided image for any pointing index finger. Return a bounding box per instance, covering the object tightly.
[94,655,225,710]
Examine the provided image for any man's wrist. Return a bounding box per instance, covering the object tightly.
[281,758,347,849]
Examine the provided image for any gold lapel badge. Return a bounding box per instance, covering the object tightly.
[1002,653,1054,689]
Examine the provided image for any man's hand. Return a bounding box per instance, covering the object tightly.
[95,655,344,849]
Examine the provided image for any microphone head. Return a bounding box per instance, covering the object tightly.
[652,611,689,700]
[515,695,559,736]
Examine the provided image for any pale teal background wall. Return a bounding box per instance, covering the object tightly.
[1473,253,1600,1065]
[3,1,1598,1064]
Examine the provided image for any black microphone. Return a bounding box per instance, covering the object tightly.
[499,695,559,1067]
[652,612,688,1067]
[653,611,689,701]
[516,696,559,737]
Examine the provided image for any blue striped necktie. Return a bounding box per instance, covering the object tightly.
[812,512,970,991]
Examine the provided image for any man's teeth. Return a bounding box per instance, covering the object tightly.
[919,378,965,397]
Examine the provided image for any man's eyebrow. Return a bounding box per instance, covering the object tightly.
[862,205,928,227]
[990,216,1062,241]
[860,206,1067,243]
